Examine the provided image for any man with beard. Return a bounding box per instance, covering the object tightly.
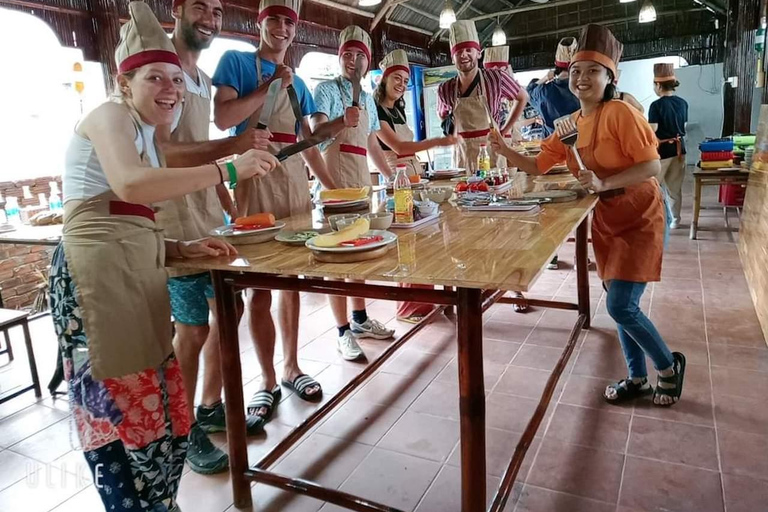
[213,0,337,429]
[155,0,272,475]
[437,20,528,172]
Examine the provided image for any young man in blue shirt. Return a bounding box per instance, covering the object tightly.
[212,0,336,424]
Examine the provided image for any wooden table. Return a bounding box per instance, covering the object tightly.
[0,224,62,247]
[690,169,750,240]
[171,177,598,512]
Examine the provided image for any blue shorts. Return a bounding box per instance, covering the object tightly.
[167,273,215,326]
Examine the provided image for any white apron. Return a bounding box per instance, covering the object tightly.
[380,105,421,177]
[63,113,172,380]
[236,54,312,220]
[321,77,372,188]
[452,71,500,173]
[154,70,223,277]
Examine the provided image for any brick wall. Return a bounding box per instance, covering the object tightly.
[1,176,61,310]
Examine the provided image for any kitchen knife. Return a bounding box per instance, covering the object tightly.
[256,78,282,130]
[286,85,303,122]
[351,54,365,107]
[483,101,499,133]
[274,134,330,162]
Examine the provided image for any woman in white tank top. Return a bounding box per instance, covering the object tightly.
[50,3,278,511]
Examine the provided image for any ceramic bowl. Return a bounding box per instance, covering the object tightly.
[416,200,439,217]
[328,213,360,231]
[364,212,394,230]
[418,187,453,204]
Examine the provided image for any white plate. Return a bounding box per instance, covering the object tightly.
[391,211,441,229]
[210,222,285,237]
[432,168,464,174]
[305,229,397,253]
[0,224,16,234]
[386,179,429,190]
[320,198,370,208]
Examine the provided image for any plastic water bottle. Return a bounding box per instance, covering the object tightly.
[49,182,63,212]
[5,197,21,225]
[393,164,414,224]
[477,143,491,174]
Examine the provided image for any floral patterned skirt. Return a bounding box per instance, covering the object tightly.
[49,244,190,512]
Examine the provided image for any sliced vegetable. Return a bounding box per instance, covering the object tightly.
[235,213,276,227]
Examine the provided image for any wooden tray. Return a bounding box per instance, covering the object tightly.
[523,190,578,203]
[311,244,393,263]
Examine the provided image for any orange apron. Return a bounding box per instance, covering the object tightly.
[236,53,312,219]
[567,105,665,283]
[155,70,224,277]
[321,77,372,189]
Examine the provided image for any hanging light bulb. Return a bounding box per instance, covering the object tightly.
[638,0,657,23]
[358,0,381,6]
[492,25,507,46]
[439,1,456,29]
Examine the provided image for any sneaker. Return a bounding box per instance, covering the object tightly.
[186,424,229,474]
[197,403,226,434]
[337,330,365,361]
[351,318,395,340]
[670,219,680,230]
[547,256,559,270]
[197,402,265,436]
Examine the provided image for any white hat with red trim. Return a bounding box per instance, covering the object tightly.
[258,0,301,24]
[484,46,510,72]
[339,25,372,67]
[116,1,181,74]
[449,20,480,57]
[380,49,410,77]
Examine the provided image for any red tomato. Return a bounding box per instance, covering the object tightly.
[455,182,469,192]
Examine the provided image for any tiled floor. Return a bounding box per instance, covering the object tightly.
[0,176,765,512]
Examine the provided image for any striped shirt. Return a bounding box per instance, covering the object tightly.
[437,69,522,126]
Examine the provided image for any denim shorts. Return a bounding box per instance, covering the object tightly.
[167,272,215,326]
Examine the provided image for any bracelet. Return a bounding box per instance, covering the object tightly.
[214,161,224,185]
[226,161,238,190]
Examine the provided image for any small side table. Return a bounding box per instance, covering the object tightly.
[690,169,750,240]
[0,309,42,404]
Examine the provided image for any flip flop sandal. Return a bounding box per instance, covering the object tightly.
[247,385,281,422]
[512,293,529,313]
[653,352,686,407]
[604,378,653,404]
[398,314,426,324]
[245,414,266,435]
[282,374,323,403]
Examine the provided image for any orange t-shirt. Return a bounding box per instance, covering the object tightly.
[535,100,659,177]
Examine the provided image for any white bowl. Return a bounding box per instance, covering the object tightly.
[364,212,394,230]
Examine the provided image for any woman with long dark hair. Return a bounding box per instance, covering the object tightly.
[491,24,686,407]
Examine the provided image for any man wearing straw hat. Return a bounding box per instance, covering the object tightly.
[438,20,528,172]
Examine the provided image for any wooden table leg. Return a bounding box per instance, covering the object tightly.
[575,218,591,330]
[457,288,485,512]
[212,271,251,509]
[21,321,41,398]
[690,176,702,240]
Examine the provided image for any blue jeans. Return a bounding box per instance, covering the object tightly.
[606,280,674,379]
[662,187,672,249]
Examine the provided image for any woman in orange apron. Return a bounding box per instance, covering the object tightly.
[491,24,686,407]
[373,50,456,323]
[50,4,277,510]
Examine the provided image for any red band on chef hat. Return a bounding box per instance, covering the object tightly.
[172,0,185,8]
[258,5,299,23]
[339,40,371,65]
[451,41,481,57]
[383,65,409,78]
[119,50,182,74]
[555,60,570,68]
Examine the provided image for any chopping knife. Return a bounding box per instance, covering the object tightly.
[286,85,303,122]
[256,78,282,130]
[351,54,365,107]
[274,134,330,162]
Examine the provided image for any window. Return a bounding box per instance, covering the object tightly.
[0,8,106,181]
